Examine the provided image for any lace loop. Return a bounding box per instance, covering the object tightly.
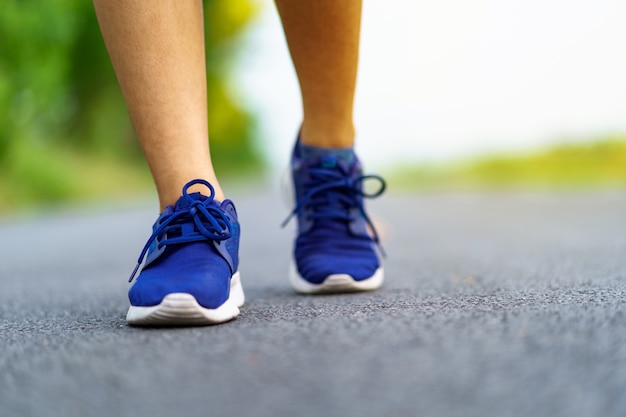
[282,163,386,252]
[129,179,232,282]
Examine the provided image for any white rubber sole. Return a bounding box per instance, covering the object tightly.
[126,271,244,326]
[289,262,384,294]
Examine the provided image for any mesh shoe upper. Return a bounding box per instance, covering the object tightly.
[287,142,385,285]
[128,179,240,309]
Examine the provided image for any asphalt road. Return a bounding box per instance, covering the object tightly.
[1,187,625,417]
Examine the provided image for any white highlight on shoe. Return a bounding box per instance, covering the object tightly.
[126,272,244,326]
[289,262,384,294]
[280,165,294,210]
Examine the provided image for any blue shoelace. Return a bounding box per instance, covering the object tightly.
[282,163,386,249]
[129,179,233,282]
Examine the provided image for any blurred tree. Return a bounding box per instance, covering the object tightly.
[0,1,81,157]
[0,0,263,209]
[204,0,264,177]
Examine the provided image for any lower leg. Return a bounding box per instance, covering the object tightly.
[275,0,362,148]
[93,0,224,209]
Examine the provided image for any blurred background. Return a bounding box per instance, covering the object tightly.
[2,0,626,213]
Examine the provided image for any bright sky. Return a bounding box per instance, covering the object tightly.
[234,0,626,172]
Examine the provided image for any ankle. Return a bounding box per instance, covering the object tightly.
[299,121,355,148]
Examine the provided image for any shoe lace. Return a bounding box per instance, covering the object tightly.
[128,179,233,282]
[282,162,386,252]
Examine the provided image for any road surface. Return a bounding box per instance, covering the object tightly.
[1,187,625,417]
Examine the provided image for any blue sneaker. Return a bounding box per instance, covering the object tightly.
[126,179,244,326]
[284,141,386,294]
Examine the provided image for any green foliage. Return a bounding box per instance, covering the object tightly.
[391,136,626,191]
[0,0,81,157]
[204,0,264,177]
[0,141,152,212]
[0,0,263,212]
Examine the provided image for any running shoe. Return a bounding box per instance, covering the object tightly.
[284,141,386,294]
[126,179,244,326]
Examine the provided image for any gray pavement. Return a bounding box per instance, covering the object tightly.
[1,187,625,417]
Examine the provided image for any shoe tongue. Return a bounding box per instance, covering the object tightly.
[299,143,355,167]
[320,154,339,169]
[174,192,213,210]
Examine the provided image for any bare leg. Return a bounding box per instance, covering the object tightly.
[275,0,362,148]
[277,1,384,294]
[93,0,224,209]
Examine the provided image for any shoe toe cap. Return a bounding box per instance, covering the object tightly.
[296,253,380,284]
[129,244,233,309]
